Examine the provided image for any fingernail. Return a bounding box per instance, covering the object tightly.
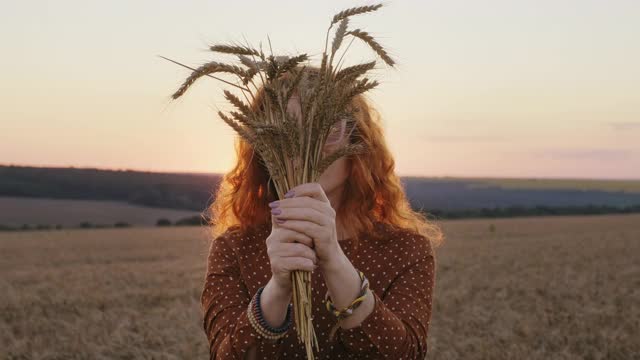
[268,201,279,208]
[284,190,295,198]
[271,208,282,215]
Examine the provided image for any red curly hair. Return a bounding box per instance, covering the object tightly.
[207,66,444,249]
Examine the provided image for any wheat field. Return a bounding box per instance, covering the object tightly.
[1,214,638,359]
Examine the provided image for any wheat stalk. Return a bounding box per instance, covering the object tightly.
[331,18,349,59]
[171,61,252,99]
[334,61,377,82]
[162,3,394,359]
[331,4,383,25]
[346,29,395,67]
[210,43,261,57]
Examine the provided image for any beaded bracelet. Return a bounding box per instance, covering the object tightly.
[324,269,370,341]
[247,286,293,341]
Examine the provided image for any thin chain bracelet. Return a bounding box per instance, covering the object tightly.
[324,269,370,341]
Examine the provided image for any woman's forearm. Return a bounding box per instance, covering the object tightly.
[260,277,293,328]
[242,278,291,359]
[321,250,375,329]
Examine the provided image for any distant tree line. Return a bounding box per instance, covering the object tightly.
[2,165,639,230]
[0,165,220,211]
[0,215,207,231]
[155,215,207,226]
[0,222,132,231]
[3,205,640,231]
[426,204,640,220]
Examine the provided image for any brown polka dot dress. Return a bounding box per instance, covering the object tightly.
[201,220,436,359]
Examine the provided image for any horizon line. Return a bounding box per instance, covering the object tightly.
[1,162,638,182]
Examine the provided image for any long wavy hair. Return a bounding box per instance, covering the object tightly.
[207,65,444,249]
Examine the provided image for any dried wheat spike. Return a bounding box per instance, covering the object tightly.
[265,55,280,80]
[230,111,254,127]
[223,90,253,117]
[334,61,377,82]
[334,77,379,111]
[278,54,309,76]
[282,66,307,103]
[331,18,349,55]
[282,113,300,157]
[237,55,259,70]
[210,44,261,57]
[241,68,259,85]
[347,29,395,67]
[263,85,280,108]
[310,53,328,98]
[339,78,379,109]
[217,111,255,144]
[317,144,367,175]
[172,62,251,99]
[331,3,383,25]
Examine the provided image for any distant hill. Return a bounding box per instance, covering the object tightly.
[1,165,639,228]
[0,165,220,211]
[402,176,640,212]
[0,196,200,228]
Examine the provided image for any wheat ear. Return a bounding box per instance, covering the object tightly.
[347,29,395,67]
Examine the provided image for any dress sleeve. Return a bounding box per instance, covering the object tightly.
[336,235,436,359]
[201,232,283,359]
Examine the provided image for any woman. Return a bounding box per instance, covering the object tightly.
[201,66,444,359]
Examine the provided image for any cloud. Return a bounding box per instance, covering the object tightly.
[607,122,640,131]
[424,135,505,143]
[530,148,634,160]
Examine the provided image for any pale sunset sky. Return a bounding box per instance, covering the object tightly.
[1,1,638,179]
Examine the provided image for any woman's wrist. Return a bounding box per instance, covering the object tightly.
[266,276,292,299]
[260,277,293,328]
[248,286,293,341]
[320,247,350,276]
[320,249,363,309]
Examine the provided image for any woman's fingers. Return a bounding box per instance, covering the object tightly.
[272,196,328,214]
[280,256,317,272]
[272,225,314,247]
[285,182,330,203]
[273,206,327,226]
[271,242,317,264]
[275,219,323,241]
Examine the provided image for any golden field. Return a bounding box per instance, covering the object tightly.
[1,214,638,359]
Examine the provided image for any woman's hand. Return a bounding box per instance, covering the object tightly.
[269,183,374,329]
[268,182,345,271]
[266,213,318,293]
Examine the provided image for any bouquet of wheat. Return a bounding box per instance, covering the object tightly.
[163,3,394,359]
